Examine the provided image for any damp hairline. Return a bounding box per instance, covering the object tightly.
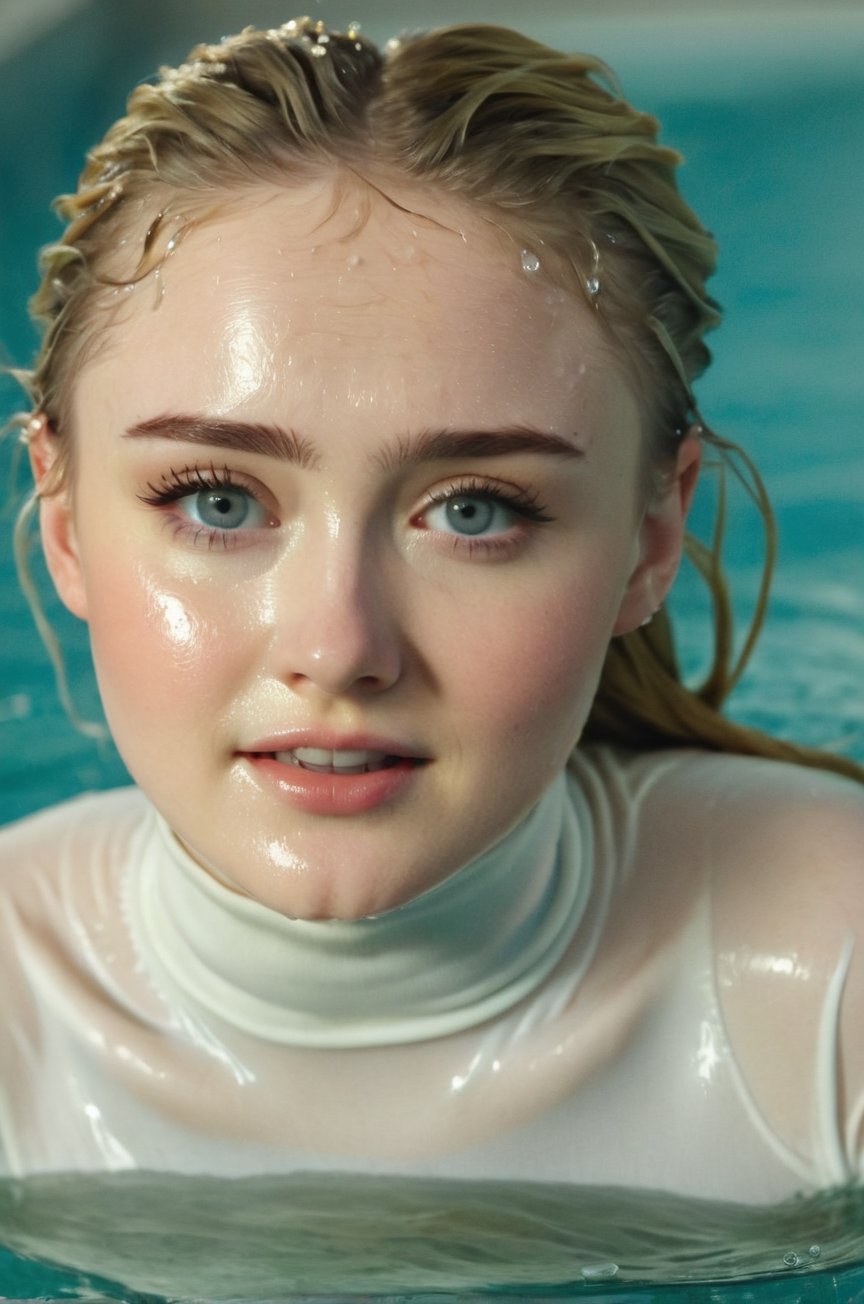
[40,162,657,498]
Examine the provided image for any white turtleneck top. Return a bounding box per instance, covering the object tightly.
[0,745,862,1201]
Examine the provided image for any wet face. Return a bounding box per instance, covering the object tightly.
[36,174,692,920]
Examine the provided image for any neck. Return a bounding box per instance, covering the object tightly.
[133,773,593,1048]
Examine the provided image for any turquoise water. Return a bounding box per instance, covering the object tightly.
[1,5,863,1302]
[1,1172,863,1300]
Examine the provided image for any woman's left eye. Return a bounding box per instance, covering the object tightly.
[424,492,519,538]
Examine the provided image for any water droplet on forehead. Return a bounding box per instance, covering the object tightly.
[521,249,541,274]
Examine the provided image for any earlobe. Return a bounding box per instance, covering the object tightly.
[27,414,89,621]
[613,432,702,636]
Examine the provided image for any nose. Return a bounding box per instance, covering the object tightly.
[268,537,404,698]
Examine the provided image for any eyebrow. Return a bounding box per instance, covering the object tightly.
[123,414,585,468]
[124,415,318,467]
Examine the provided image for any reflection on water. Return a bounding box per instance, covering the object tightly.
[0,1171,863,1300]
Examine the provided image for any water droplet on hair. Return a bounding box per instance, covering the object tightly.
[521,249,541,274]
[586,276,601,296]
[347,20,362,32]
[386,37,402,52]
[310,43,327,57]
[581,1263,619,1282]
[783,1251,801,1268]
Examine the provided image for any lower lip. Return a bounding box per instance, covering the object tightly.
[240,754,424,815]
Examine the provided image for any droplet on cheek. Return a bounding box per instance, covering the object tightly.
[521,249,541,274]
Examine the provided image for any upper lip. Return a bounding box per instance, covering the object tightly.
[239,731,429,759]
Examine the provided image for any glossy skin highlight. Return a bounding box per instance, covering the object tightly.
[34,175,696,920]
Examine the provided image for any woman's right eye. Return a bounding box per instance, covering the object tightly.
[138,466,277,546]
[178,486,270,532]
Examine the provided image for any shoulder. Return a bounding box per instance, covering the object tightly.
[585,742,864,884]
[637,749,864,1182]
[0,786,152,886]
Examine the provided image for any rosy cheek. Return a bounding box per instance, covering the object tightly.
[88,569,209,701]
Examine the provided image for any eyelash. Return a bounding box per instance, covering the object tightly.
[137,463,269,550]
[137,465,555,555]
[419,477,554,556]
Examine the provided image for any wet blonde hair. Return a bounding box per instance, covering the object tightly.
[17,17,864,781]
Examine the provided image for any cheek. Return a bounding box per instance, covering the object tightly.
[83,557,230,721]
[446,571,620,751]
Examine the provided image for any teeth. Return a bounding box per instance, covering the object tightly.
[273,748,393,774]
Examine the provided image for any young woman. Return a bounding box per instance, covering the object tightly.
[2,17,862,1201]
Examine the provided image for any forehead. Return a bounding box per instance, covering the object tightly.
[75,172,630,436]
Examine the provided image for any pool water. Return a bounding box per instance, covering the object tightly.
[1,1171,863,1300]
[0,4,863,1303]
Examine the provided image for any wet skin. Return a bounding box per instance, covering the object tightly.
[34,174,697,920]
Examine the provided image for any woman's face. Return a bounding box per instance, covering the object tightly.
[39,175,692,920]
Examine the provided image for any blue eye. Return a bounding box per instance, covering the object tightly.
[183,487,265,531]
[427,493,516,537]
[139,467,274,543]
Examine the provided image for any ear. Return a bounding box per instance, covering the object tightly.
[613,431,701,636]
[28,414,89,621]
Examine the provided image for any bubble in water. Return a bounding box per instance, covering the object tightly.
[808,1245,822,1259]
[783,1251,801,1268]
[521,249,541,274]
[581,1263,619,1281]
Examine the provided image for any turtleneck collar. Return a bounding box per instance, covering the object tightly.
[133,773,593,1048]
